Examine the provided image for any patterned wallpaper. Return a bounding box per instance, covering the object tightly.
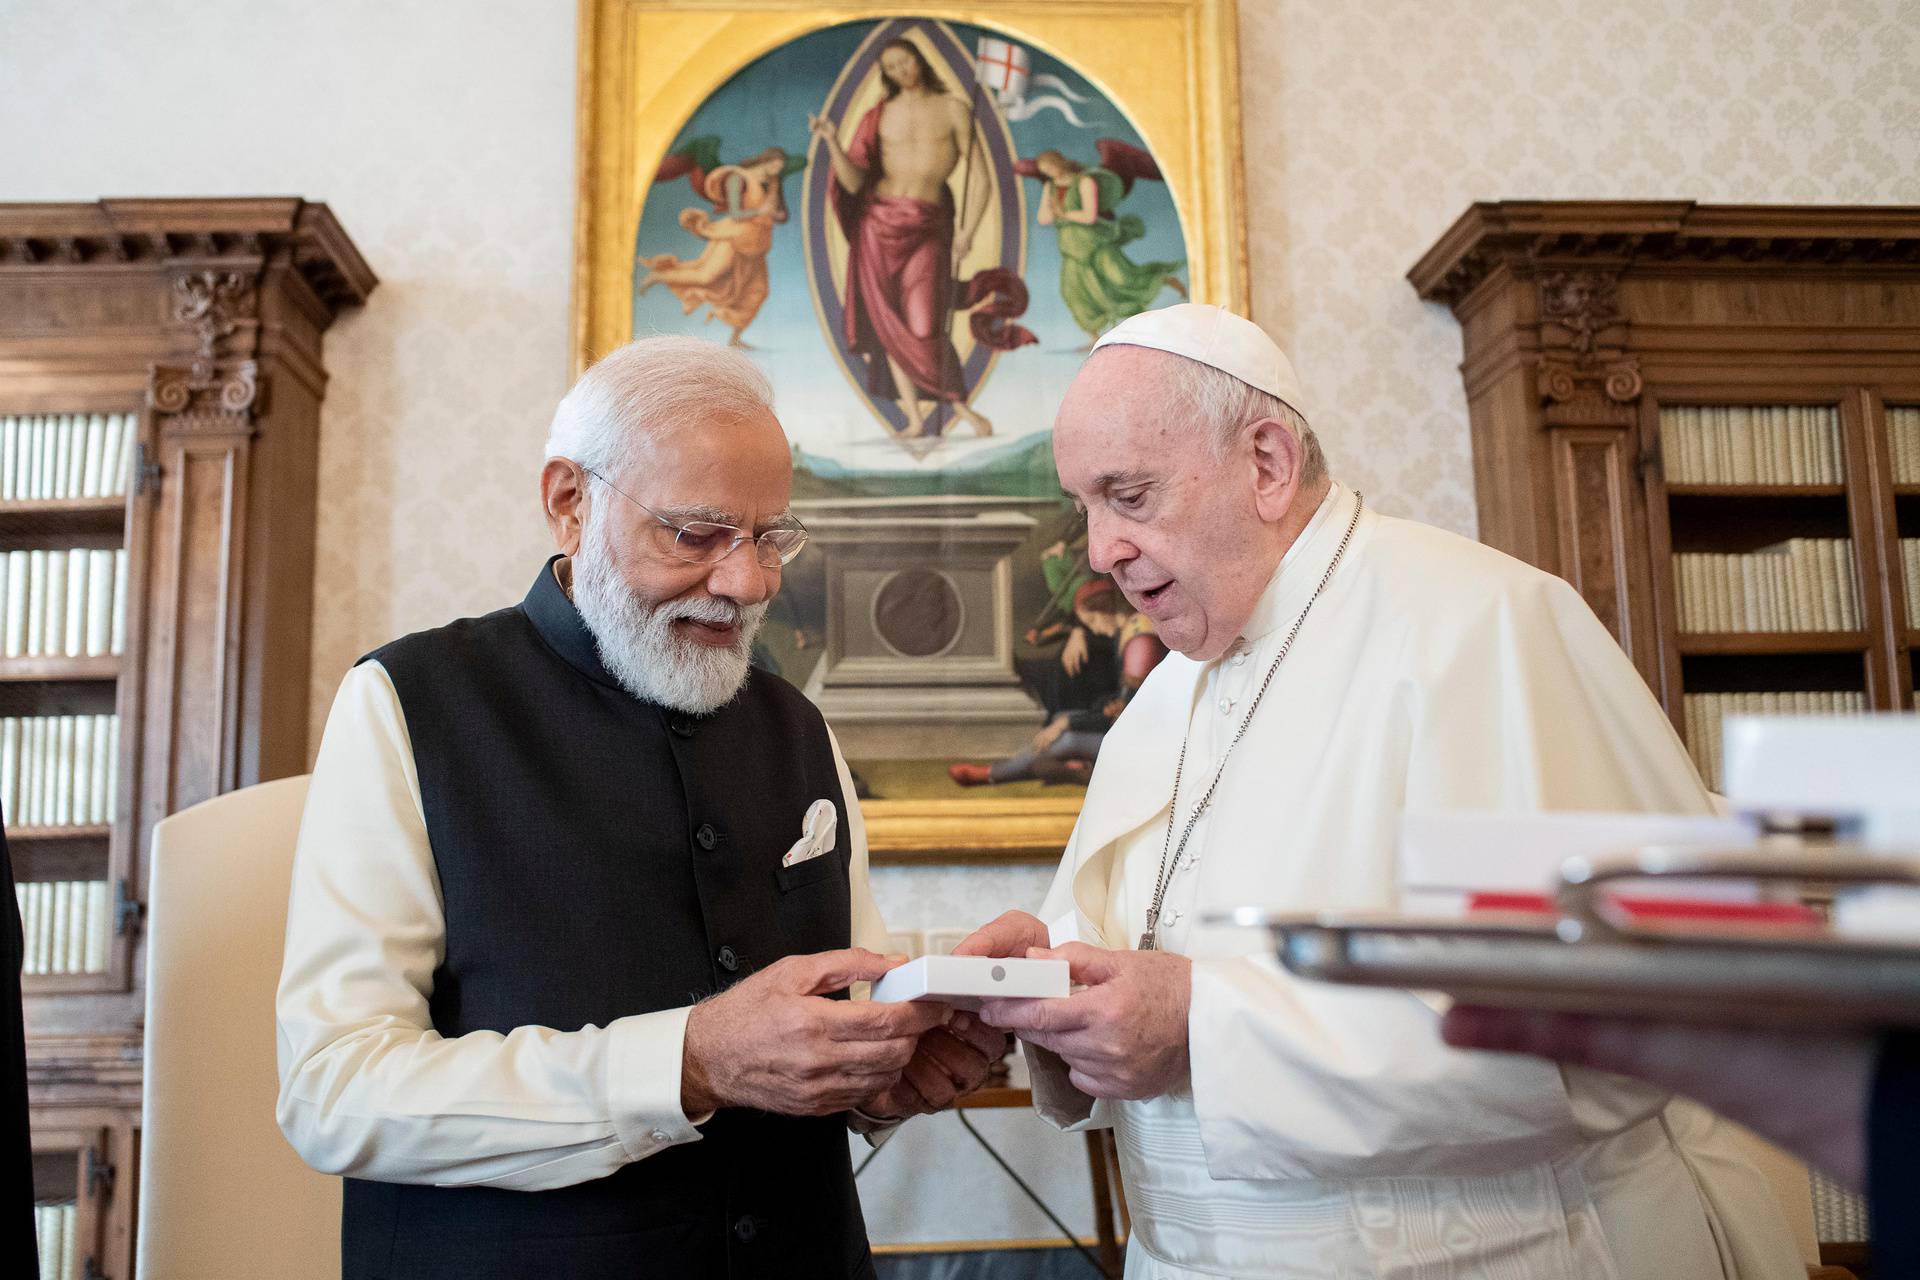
[3,0,1915,757]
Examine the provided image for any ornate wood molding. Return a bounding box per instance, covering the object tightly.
[150,261,269,436]
[1408,201,1920,308]
[1537,354,1643,428]
[1530,267,1644,427]
[171,270,258,358]
[148,357,262,432]
[0,198,376,313]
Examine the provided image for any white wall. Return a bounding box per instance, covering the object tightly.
[6,0,1918,1250]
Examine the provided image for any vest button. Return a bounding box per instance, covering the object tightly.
[716,945,739,972]
[696,823,716,850]
[733,1215,758,1243]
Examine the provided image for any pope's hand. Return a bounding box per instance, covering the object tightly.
[978,942,1192,1100]
[680,948,950,1117]
[856,1010,1012,1120]
[953,910,1051,960]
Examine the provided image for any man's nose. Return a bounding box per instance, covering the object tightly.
[705,538,774,604]
[1086,512,1132,575]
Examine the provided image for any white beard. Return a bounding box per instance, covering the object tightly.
[570,513,767,715]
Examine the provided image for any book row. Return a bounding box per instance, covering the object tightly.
[1673,541,1860,633]
[1660,404,1844,486]
[0,413,137,502]
[1682,691,1868,792]
[0,548,128,659]
[2,715,119,828]
[15,879,112,976]
[1891,406,1920,486]
[1904,539,1920,629]
[35,1200,77,1280]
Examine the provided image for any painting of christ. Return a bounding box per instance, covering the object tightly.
[811,37,1033,438]
[625,15,1193,808]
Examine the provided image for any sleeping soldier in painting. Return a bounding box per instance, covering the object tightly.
[953,574,1167,788]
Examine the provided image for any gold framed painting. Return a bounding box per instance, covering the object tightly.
[574,0,1247,860]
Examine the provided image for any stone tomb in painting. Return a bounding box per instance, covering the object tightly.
[797,495,1048,758]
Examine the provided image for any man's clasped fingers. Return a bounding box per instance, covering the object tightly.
[824,995,950,1041]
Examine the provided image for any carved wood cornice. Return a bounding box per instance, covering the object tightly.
[0,198,376,313]
[1533,266,1642,426]
[1537,354,1643,427]
[149,357,263,433]
[1408,201,1920,308]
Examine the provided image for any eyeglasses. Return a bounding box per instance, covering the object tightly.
[584,468,809,569]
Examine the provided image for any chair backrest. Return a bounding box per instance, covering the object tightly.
[137,775,339,1279]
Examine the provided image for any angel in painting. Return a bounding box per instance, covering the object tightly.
[639,138,803,349]
[1021,140,1187,347]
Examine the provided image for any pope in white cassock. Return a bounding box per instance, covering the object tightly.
[958,305,1801,1279]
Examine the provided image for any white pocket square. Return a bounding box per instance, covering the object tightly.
[782,798,838,867]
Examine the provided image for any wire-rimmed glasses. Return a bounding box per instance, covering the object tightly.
[585,468,808,568]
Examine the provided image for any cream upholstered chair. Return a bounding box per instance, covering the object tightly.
[137,775,339,1279]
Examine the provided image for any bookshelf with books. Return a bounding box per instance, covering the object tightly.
[0,412,140,1002]
[1891,405,1920,709]
[1,199,374,1278]
[1412,202,1920,817]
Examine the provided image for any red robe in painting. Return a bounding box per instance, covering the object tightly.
[830,100,1034,420]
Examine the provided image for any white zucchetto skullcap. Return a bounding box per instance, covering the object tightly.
[1091,303,1307,420]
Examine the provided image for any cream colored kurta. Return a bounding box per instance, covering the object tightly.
[1029,485,1800,1280]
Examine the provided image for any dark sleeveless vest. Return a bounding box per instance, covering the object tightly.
[341,560,873,1280]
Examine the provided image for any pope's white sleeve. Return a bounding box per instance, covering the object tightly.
[275,661,705,1191]
[1023,829,1115,1133]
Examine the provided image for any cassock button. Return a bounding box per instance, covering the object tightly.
[733,1215,758,1243]
[670,718,696,737]
[716,945,740,972]
[696,824,717,850]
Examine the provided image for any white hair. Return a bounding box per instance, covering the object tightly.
[544,334,776,478]
[1159,354,1327,485]
[571,503,768,713]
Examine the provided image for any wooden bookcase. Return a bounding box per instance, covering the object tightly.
[1,199,374,1278]
[1411,202,1920,792]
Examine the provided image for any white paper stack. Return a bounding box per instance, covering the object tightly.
[1397,810,1758,918]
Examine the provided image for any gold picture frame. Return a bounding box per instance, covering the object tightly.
[574,0,1247,861]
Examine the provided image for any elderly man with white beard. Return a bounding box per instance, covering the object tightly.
[276,336,1005,1280]
[957,304,1802,1279]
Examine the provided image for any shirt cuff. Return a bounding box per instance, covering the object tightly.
[605,1005,710,1162]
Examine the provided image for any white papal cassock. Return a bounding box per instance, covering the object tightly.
[1028,483,1801,1280]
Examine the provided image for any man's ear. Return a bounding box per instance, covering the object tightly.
[1247,417,1304,523]
[541,458,589,557]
